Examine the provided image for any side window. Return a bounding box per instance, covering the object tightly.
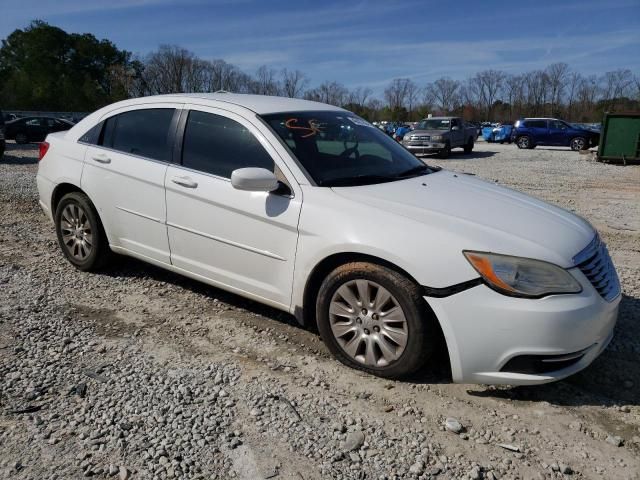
[26,118,42,126]
[181,110,274,178]
[551,120,567,130]
[79,122,104,145]
[103,109,175,162]
[526,120,547,129]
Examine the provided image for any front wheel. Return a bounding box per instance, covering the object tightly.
[463,138,474,154]
[55,192,111,271]
[316,262,435,378]
[570,137,587,151]
[438,143,451,159]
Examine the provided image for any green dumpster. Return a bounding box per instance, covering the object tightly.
[597,112,640,165]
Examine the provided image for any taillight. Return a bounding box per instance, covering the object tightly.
[39,142,50,161]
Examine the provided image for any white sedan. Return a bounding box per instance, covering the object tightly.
[36,93,620,384]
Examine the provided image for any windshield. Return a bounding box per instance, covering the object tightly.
[261,111,436,187]
[417,119,450,130]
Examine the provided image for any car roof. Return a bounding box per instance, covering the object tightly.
[117,93,346,115]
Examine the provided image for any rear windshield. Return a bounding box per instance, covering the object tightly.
[417,119,450,130]
[261,111,436,187]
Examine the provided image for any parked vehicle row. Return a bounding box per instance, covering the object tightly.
[4,116,74,144]
[37,93,620,385]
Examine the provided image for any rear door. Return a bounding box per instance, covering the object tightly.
[81,104,181,264]
[526,119,549,145]
[164,105,302,308]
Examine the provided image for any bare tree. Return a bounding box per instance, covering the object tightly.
[281,68,308,98]
[143,45,199,94]
[503,74,525,121]
[468,70,505,120]
[565,71,583,120]
[250,65,280,95]
[405,80,419,119]
[427,77,460,114]
[383,78,411,111]
[305,81,347,106]
[347,86,372,107]
[602,69,634,111]
[545,63,569,116]
[576,75,599,121]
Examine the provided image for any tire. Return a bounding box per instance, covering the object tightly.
[570,137,587,151]
[438,142,451,159]
[15,132,28,144]
[55,192,110,271]
[463,138,474,154]
[316,262,435,378]
[516,135,532,149]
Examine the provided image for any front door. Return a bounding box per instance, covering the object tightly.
[450,118,464,146]
[81,105,179,264]
[548,120,570,146]
[165,106,302,308]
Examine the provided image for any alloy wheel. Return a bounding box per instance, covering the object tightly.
[571,138,585,151]
[60,203,93,261]
[329,279,408,367]
[517,136,530,149]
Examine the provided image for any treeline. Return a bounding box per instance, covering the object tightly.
[1,21,639,122]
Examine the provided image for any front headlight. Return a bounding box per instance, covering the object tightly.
[431,135,443,142]
[463,251,582,298]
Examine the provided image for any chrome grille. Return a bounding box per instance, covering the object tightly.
[409,135,430,141]
[573,235,620,302]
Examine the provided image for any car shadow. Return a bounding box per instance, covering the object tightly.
[98,255,453,382]
[467,293,640,407]
[98,256,637,399]
[1,142,39,165]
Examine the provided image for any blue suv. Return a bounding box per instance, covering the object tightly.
[511,118,599,151]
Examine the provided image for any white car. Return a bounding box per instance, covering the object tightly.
[36,93,620,385]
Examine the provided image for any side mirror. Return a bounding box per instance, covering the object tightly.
[231,167,279,192]
[451,126,460,131]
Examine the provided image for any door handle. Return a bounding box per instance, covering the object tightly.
[171,176,198,189]
[92,154,111,164]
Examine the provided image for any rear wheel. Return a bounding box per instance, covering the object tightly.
[570,137,587,151]
[516,135,532,149]
[463,138,474,154]
[55,192,110,271]
[15,132,28,144]
[316,262,435,378]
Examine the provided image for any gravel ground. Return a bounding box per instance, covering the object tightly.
[1,140,639,480]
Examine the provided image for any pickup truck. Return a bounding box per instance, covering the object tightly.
[402,116,476,158]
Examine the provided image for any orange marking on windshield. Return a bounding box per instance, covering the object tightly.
[285,118,321,138]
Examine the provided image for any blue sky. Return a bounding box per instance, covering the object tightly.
[1,0,639,95]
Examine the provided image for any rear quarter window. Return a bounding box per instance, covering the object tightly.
[525,120,547,128]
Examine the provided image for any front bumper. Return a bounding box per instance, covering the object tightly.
[404,143,445,154]
[425,269,620,385]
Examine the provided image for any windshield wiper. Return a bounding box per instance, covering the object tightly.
[394,164,432,179]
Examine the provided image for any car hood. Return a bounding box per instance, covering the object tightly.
[331,170,594,268]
